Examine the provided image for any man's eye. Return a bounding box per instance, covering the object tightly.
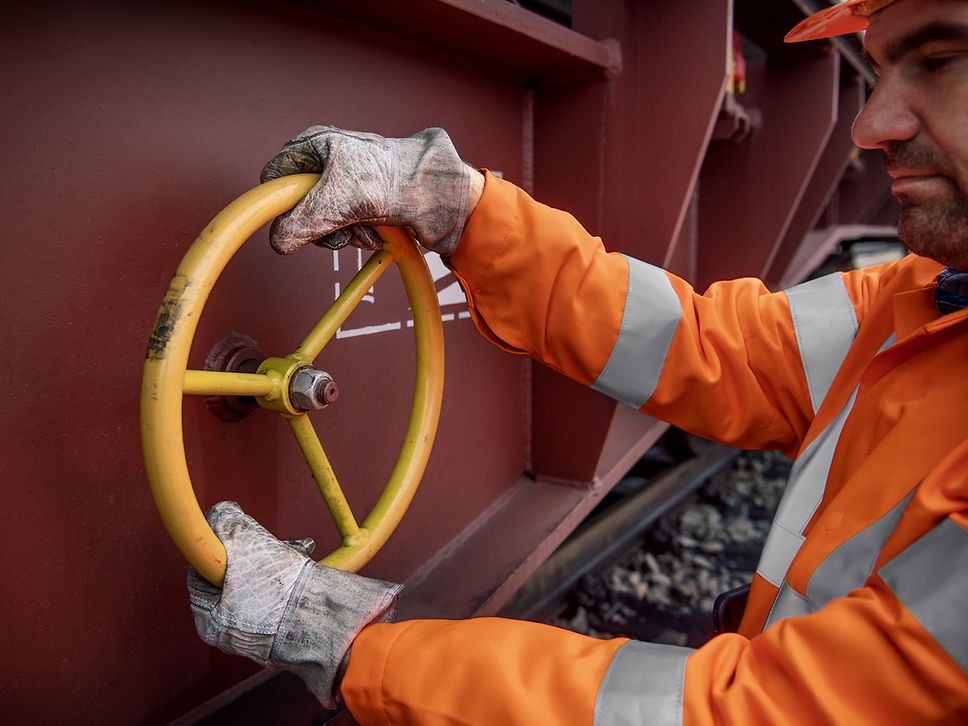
[921,55,956,72]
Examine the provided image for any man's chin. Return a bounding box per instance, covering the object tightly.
[898,205,968,270]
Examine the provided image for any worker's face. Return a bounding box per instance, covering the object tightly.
[853,0,968,269]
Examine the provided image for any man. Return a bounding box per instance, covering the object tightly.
[188,1,968,722]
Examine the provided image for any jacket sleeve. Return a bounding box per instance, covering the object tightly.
[340,618,635,726]
[446,172,870,453]
[340,514,968,725]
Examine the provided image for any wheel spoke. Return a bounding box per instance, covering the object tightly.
[183,369,276,397]
[293,248,394,362]
[287,414,361,542]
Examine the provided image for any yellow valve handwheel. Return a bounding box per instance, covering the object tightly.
[141,174,444,587]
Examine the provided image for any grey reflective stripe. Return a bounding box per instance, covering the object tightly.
[756,388,859,587]
[594,641,692,726]
[785,273,858,414]
[764,491,915,627]
[879,518,968,673]
[766,581,811,623]
[807,490,914,605]
[592,255,682,409]
[757,332,897,589]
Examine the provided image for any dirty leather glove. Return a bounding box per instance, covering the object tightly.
[260,126,484,256]
[187,501,401,709]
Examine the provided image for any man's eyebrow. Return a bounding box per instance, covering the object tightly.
[878,21,968,65]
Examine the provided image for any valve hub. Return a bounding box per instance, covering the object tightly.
[203,331,266,421]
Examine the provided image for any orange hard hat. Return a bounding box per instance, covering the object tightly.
[785,0,901,43]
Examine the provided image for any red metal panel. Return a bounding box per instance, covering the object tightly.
[294,0,618,82]
[2,1,896,722]
[697,47,840,288]
[529,0,731,486]
[665,190,701,285]
[2,1,530,721]
[573,0,733,270]
[766,76,867,287]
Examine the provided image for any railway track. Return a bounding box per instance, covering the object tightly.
[502,434,790,647]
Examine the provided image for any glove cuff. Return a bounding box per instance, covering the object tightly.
[271,562,402,710]
[390,128,476,257]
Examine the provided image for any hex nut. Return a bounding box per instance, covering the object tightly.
[289,368,336,411]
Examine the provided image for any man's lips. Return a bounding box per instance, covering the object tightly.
[888,167,941,179]
[889,169,948,194]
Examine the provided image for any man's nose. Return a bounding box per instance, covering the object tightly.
[851,79,919,150]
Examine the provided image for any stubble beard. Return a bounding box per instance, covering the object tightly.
[896,185,968,270]
[888,140,968,270]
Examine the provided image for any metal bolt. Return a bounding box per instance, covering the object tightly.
[289,368,339,411]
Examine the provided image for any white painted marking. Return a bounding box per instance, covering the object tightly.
[329,248,471,339]
[336,322,402,339]
[424,252,451,283]
[437,280,467,307]
[407,312,460,328]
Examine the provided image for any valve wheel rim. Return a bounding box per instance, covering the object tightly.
[140,174,444,586]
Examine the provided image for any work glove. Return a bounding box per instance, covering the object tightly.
[187,501,401,710]
[260,126,484,256]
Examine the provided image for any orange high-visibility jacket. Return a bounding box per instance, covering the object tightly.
[341,173,968,724]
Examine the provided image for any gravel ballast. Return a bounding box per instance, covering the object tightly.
[550,449,792,647]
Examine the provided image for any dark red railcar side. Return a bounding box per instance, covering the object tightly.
[0,1,893,722]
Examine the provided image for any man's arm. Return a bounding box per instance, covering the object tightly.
[188,472,968,725]
[260,126,889,454]
[340,440,968,724]
[449,171,856,454]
